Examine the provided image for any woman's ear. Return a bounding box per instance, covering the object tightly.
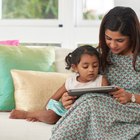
[71,64,78,73]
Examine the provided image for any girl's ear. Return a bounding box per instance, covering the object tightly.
[71,64,78,73]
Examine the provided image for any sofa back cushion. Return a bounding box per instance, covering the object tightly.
[0,45,55,111]
[55,47,73,73]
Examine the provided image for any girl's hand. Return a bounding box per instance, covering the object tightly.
[61,92,77,109]
[109,87,132,104]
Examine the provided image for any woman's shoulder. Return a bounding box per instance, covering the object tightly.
[108,52,140,64]
[136,54,140,59]
[135,54,140,70]
[106,53,140,73]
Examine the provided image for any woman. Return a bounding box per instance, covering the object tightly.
[50,6,140,140]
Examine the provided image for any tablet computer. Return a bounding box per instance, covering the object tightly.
[68,86,118,96]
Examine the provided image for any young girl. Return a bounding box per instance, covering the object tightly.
[10,45,108,124]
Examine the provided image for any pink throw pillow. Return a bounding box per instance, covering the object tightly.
[0,40,19,46]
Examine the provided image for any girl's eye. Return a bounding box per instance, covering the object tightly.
[92,65,99,68]
[83,66,88,69]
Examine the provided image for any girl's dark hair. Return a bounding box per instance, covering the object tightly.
[65,45,100,70]
[98,6,140,71]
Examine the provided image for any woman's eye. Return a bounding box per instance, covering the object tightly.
[117,39,124,42]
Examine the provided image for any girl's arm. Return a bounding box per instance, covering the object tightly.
[46,83,67,105]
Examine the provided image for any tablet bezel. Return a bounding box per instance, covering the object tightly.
[68,86,118,96]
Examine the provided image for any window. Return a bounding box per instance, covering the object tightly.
[21,43,61,48]
[2,0,58,19]
[0,0,115,49]
[75,0,114,26]
[0,0,60,26]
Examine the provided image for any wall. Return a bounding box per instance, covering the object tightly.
[114,0,140,19]
[0,0,139,49]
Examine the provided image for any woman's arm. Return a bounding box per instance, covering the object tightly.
[110,87,140,104]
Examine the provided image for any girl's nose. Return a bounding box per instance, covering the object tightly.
[89,66,94,71]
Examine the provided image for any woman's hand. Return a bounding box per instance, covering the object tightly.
[110,87,132,104]
[61,92,77,109]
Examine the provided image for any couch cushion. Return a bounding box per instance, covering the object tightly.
[0,112,53,140]
[55,47,73,73]
[0,45,55,111]
[11,70,70,111]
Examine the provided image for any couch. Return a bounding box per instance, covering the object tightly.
[0,112,53,140]
[0,45,72,140]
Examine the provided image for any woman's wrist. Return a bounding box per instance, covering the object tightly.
[132,94,140,104]
[129,93,140,104]
[127,92,132,102]
[130,93,136,103]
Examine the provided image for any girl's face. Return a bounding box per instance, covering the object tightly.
[73,54,99,83]
[105,29,132,55]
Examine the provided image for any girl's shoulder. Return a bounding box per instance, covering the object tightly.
[65,73,77,83]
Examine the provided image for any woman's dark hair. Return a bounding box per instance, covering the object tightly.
[65,45,100,70]
[98,6,140,71]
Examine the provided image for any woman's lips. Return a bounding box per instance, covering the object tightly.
[110,49,119,53]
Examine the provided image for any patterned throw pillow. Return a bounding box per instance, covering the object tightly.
[11,70,70,111]
[0,45,55,111]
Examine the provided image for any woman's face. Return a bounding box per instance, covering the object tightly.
[105,29,132,55]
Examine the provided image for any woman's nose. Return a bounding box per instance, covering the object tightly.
[110,41,117,49]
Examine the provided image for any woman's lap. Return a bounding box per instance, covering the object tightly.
[50,94,140,140]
